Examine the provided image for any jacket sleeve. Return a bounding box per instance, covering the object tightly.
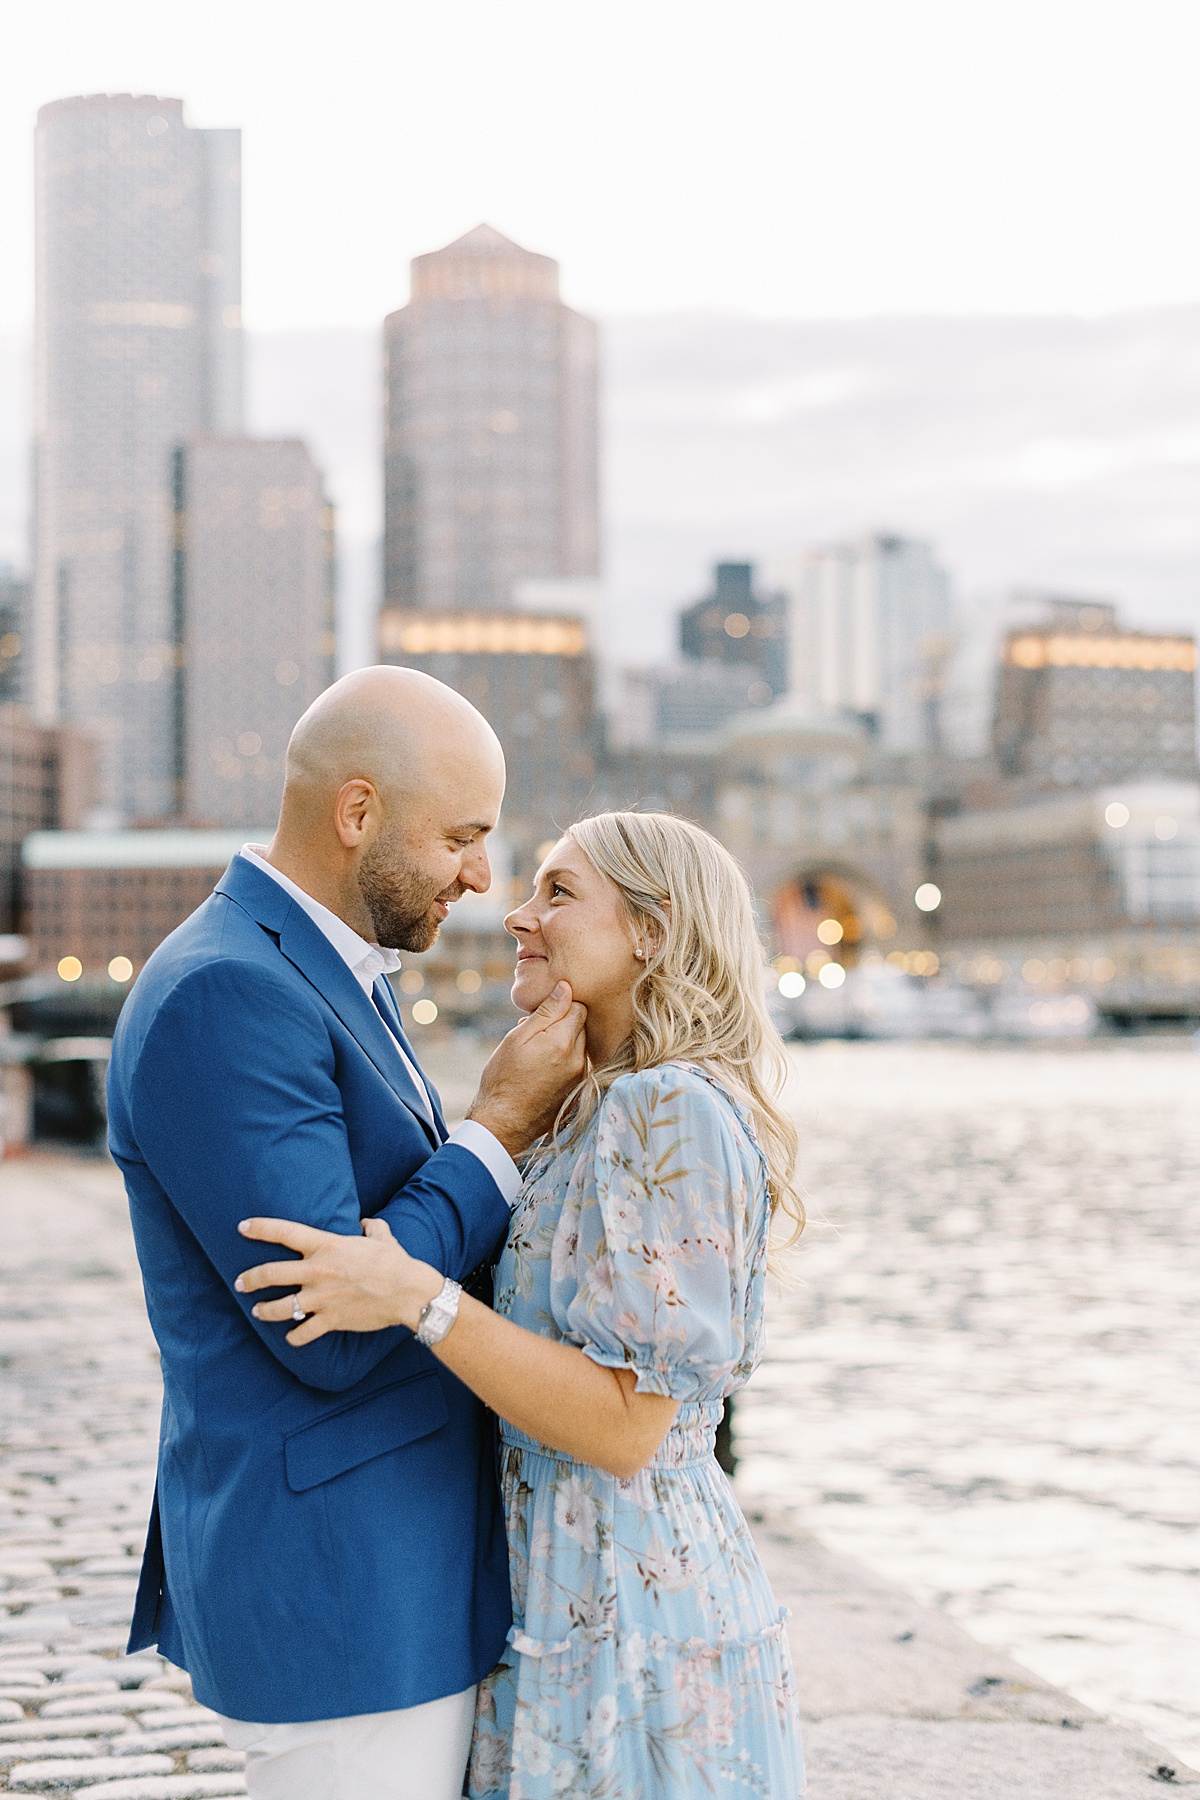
[126,958,510,1392]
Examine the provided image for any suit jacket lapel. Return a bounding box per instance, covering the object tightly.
[215,857,442,1148]
[372,977,449,1141]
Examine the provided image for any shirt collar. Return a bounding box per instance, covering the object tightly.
[241,845,401,995]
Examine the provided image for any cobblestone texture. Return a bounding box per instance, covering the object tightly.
[0,1154,245,1798]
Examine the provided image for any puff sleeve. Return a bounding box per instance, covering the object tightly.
[551,1064,769,1403]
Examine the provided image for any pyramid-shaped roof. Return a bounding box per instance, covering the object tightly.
[438,222,529,257]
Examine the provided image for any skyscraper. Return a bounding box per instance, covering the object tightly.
[766,535,954,753]
[33,94,242,821]
[177,439,335,829]
[383,224,598,614]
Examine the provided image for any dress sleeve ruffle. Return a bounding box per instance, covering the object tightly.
[554,1065,761,1403]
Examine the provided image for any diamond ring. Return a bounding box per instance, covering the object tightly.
[290,1296,306,1323]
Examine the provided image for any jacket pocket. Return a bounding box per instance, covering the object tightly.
[283,1371,449,1493]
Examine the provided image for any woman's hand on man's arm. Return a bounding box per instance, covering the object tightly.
[236,1216,679,1478]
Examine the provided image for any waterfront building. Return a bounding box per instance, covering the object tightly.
[378,608,598,881]
[1,711,95,934]
[177,438,335,828]
[677,562,787,698]
[32,94,242,822]
[383,224,598,613]
[0,568,28,705]
[993,599,1197,792]
[766,534,955,753]
[21,827,258,977]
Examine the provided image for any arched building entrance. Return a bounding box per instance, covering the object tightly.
[772,866,899,966]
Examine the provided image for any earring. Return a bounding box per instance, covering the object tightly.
[634,942,645,960]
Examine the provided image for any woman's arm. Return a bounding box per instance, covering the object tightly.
[236,1217,677,1480]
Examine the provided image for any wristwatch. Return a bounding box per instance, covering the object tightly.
[415,1277,463,1347]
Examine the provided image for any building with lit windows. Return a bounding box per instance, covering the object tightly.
[383,224,598,614]
[378,609,598,881]
[177,438,335,827]
[32,94,242,821]
[993,600,1197,792]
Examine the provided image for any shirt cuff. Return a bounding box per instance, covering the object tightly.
[447,1120,522,1205]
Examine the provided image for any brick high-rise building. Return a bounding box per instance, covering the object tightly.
[177,438,335,829]
[32,95,242,821]
[383,224,598,614]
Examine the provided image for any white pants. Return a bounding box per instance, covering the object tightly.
[218,1685,476,1800]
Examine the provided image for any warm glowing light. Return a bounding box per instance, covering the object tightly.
[456,969,483,994]
[805,950,830,976]
[379,611,586,657]
[816,918,844,945]
[914,883,942,912]
[723,612,750,639]
[1155,816,1178,840]
[1104,802,1130,828]
[1007,633,1196,672]
[107,956,134,983]
[411,999,439,1025]
[817,962,846,989]
[1092,957,1117,982]
[778,971,807,999]
[398,970,424,995]
[1022,959,1047,983]
[57,955,83,982]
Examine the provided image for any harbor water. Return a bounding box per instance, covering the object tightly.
[737,1040,1200,1764]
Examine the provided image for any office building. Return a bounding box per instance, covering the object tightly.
[378,609,597,878]
[32,94,242,821]
[177,438,335,827]
[383,224,598,613]
[1,710,95,933]
[677,562,786,698]
[993,600,1197,791]
[0,568,28,705]
[767,534,954,753]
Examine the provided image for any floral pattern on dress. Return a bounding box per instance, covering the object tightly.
[466,1062,805,1799]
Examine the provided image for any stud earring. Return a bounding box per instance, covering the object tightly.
[634,942,645,960]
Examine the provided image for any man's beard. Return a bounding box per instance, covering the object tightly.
[357,835,458,952]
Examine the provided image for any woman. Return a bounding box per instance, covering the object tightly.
[239,811,806,1798]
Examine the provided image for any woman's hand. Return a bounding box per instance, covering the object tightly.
[235,1216,443,1345]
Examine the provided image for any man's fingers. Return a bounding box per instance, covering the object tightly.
[286,1315,330,1346]
[532,980,573,1022]
[361,1217,394,1240]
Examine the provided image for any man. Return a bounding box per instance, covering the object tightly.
[107,667,586,1800]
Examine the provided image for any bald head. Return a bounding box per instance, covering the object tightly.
[267,666,506,952]
[283,665,502,814]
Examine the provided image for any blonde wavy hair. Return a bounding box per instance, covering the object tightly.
[557,810,803,1243]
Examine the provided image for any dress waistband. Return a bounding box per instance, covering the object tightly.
[500,1403,722,1471]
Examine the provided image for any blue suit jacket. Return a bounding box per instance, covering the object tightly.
[106,854,513,1723]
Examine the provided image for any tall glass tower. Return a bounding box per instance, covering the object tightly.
[383,224,598,614]
[33,94,242,821]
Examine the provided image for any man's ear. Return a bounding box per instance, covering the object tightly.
[332,778,380,849]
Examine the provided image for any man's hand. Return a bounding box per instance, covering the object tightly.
[467,981,587,1157]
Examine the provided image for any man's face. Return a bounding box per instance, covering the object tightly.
[356,750,504,952]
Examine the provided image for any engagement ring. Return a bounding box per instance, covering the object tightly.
[290,1296,306,1323]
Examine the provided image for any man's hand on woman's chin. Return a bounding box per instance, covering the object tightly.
[235,1215,442,1344]
[466,980,587,1158]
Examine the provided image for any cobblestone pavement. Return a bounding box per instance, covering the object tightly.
[0,1152,245,1798]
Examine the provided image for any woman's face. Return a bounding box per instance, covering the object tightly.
[505,837,643,1028]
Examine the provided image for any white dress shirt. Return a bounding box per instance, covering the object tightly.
[241,847,519,1204]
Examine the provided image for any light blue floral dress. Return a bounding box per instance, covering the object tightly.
[466,1061,805,1800]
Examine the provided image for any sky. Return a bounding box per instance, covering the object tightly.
[3,0,1200,331]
